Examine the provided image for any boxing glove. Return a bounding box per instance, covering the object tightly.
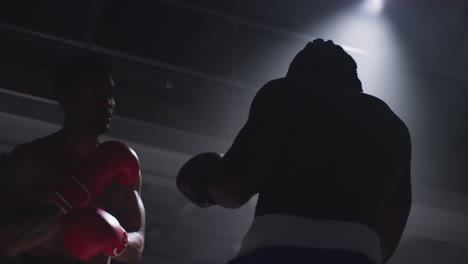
[53,141,139,212]
[176,152,222,207]
[62,207,128,260]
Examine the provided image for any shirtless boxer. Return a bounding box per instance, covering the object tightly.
[177,39,412,264]
[0,55,145,264]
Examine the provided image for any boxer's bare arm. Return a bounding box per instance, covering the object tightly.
[207,80,284,208]
[113,172,145,263]
[375,132,412,263]
[377,175,411,263]
[0,145,62,256]
[0,145,46,209]
[0,144,61,212]
[207,124,267,208]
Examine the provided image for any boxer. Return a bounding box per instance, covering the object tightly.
[177,39,412,264]
[0,55,145,264]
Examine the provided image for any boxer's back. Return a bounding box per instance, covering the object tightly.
[255,77,411,229]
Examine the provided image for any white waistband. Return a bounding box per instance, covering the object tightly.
[238,214,382,263]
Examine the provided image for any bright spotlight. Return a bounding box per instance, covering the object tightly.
[363,0,384,15]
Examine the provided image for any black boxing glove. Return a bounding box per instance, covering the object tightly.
[176,152,222,207]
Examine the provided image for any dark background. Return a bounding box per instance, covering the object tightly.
[0,0,467,263]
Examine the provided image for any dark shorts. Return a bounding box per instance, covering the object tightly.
[228,246,377,264]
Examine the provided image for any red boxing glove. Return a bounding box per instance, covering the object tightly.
[62,207,128,260]
[53,141,139,212]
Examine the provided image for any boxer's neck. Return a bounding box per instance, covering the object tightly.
[57,126,100,159]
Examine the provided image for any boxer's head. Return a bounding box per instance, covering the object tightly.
[54,55,116,135]
[286,39,362,92]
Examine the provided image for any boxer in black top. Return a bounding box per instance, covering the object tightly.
[177,39,412,264]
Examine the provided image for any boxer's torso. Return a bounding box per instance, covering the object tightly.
[5,134,127,262]
[250,77,410,234]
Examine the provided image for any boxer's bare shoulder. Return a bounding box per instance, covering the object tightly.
[2,143,47,209]
[1,135,71,207]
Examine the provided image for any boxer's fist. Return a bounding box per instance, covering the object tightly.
[62,207,128,260]
[53,140,140,212]
[176,152,222,207]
